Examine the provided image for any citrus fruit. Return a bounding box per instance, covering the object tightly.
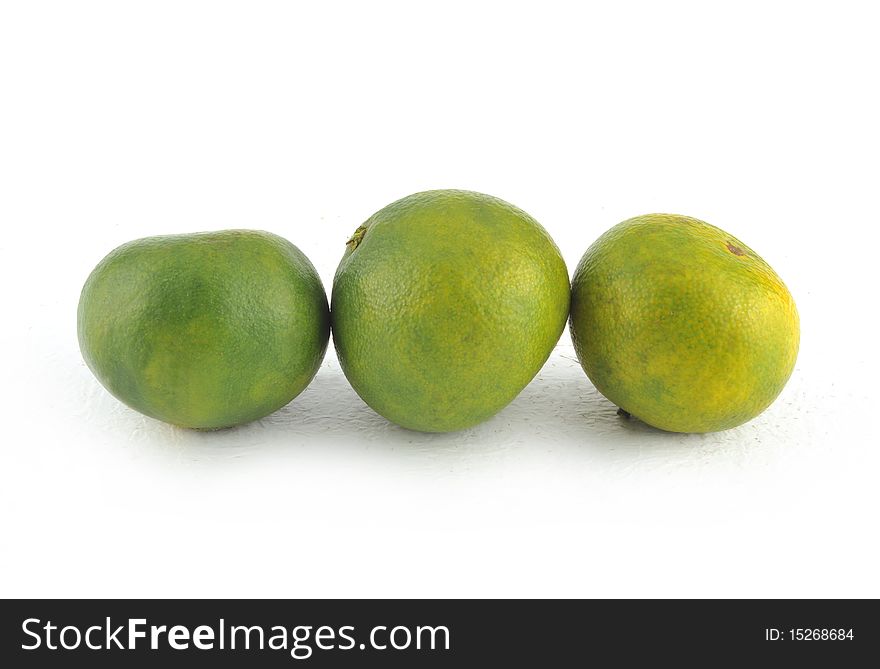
[331,190,570,432]
[78,230,329,429]
[570,214,799,433]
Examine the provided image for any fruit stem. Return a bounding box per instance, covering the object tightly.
[346,225,367,250]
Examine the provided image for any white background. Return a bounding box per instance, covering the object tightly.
[1,1,878,598]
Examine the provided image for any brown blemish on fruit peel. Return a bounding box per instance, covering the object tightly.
[726,242,745,256]
[346,225,367,251]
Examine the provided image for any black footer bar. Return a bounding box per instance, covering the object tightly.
[2,599,875,666]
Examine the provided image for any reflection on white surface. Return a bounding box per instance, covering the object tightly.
[71,343,801,469]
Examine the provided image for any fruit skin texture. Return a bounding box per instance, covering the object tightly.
[570,214,799,433]
[331,190,570,433]
[78,230,330,429]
